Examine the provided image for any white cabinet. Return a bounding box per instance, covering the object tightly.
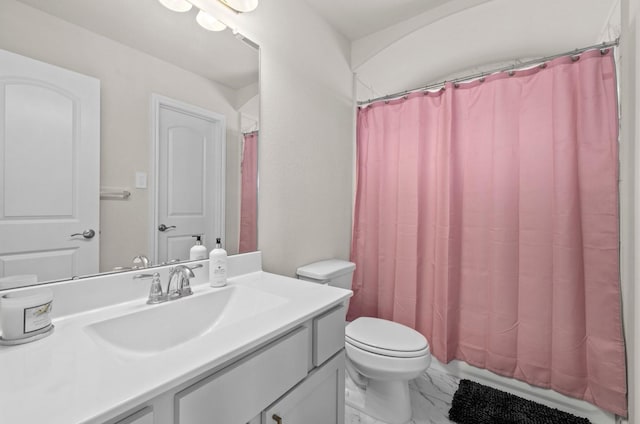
[105,305,346,424]
[176,327,309,424]
[263,352,345,424]
[312,305,346,367]
[113,407,154,424]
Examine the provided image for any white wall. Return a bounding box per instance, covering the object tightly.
[254,3,353,276]
[0,0,242,270]
[620,1,639,421]
[355,0,619,102]
[192,0,355,276]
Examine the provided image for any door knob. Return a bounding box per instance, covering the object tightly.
[70,229,95,239]
[272,414,282,424]
[158,224,176,232]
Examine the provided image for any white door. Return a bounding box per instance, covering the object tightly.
[153,96,225,264]
[0,49,100,285]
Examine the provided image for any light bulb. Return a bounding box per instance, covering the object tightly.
[196,10,227,32]
[219,0,259,13]
[157,0,193,12]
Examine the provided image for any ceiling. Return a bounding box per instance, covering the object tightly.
[15,0,259,90]
[303,0,455,41]
[15,0,619,93]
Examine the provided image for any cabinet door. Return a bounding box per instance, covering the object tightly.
[176,327,309,424]
[263,351,345,424]
[313,305,345,367]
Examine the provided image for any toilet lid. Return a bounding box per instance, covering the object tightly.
[346,317,429,358]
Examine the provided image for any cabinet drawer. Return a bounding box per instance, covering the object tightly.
[176,327,309,424]
[313,305,346,367]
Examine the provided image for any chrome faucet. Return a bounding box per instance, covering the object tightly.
[132,255,151,269]
[166,264,203,300]
[133,264,202,304]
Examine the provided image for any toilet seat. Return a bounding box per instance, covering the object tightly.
[346,337,430,358]
[346,317,429,358]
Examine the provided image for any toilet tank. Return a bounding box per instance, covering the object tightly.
[296,259,356,290]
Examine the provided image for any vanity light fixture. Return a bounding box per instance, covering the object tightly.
[157,0,259,33]
[196,9,227,31]
[157,0,193,12]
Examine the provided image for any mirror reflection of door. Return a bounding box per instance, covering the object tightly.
[153,96,225,264]
[0,49,99,288]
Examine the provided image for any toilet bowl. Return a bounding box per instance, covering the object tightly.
[345,317,431,424]
[296,260,432,424]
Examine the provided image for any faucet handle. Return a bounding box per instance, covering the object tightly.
[181,264,203,296]
[134,272,165,304]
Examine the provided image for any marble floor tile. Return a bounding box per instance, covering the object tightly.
[345,367,460,424]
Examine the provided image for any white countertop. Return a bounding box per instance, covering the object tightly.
[0,271,351,424]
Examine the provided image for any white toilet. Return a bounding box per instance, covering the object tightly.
[297,259,431,424]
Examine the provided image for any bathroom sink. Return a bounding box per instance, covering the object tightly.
[86,285,288,355]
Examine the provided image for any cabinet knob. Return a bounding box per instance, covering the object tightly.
[272,414,283,424]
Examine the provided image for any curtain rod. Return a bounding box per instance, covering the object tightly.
[357,39,619,107]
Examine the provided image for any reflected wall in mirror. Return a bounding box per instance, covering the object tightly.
[0,0,259,289]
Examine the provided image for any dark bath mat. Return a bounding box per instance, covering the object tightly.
[448,379,591,424]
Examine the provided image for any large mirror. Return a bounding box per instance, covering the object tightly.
[0,0,259,289]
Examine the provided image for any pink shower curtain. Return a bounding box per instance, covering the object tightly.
[349,49,626,415]
[239,132,258,253]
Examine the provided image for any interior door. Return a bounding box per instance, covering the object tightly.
[154,98,225,264]
[0,49,100,286]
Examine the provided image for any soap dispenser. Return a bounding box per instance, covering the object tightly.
[190,235,207,260]
[209,238,227,287]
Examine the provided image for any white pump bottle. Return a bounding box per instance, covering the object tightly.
[209,238,227,287]
[189,235,207,260]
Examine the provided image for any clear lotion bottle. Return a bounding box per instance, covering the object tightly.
[209,238,227,287]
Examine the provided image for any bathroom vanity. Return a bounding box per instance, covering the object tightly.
[0,252,351,424]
